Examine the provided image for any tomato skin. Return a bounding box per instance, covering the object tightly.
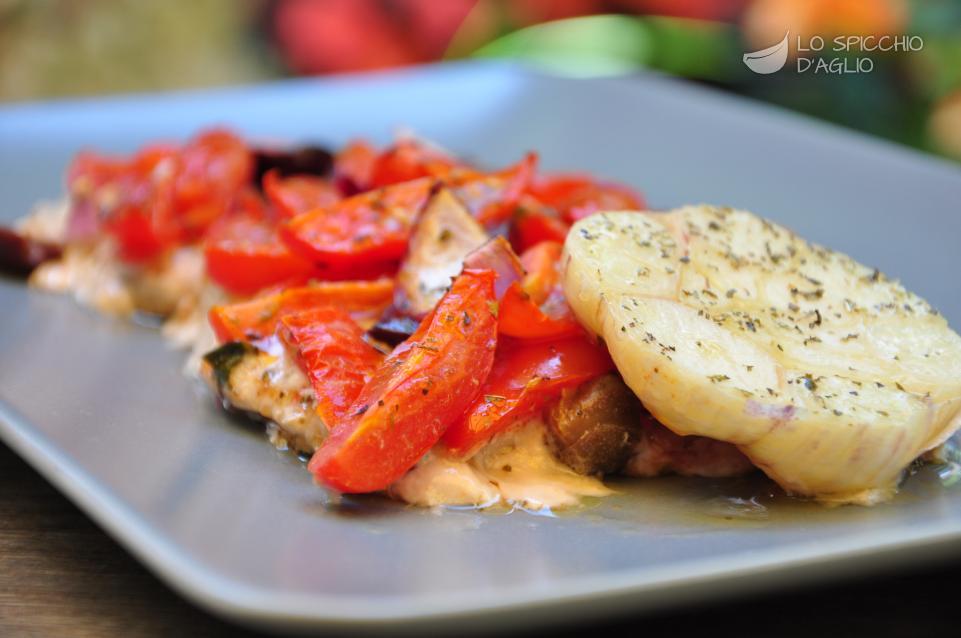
[66,129,251,262]
[308,269,498,493]
[449,152,537,226]
[498,241,582,340]
[204,214,319,296]
[518,241,563,303]
[208,278,394,343]
[169,129,253,242]
[279,307,384,425]
[528,174,645,224]
[369,139,459,188]
[76,146,179,263]
[263,170,341,218]
[509,206,570,254]
[103,205,170,263]
[442,337,614,458]
[281,177,435,267]
[498,282,583,341]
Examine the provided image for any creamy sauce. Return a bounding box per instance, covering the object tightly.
[31,241,137,315]
[392,422,612,510]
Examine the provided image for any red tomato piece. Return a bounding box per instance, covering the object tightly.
[281,177,435,267]
[102,204,170,263]
[498,282,583,341]
[369,139,460,188]
[449,152,537,226]
[169,129,253,242]
[263,170,341,218]
[66,129,251,261]
[204,214,319,296]
[509,205,570,254]
[308,269,499,493]
[528,174,645,224]
[208,278,394,343]
[519,241,564,303]
[442,337,614,458]
[279,307,384,425]
[82,146,179,263]
[499,241,582,340]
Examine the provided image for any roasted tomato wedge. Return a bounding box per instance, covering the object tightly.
[88,146,179,263]
[498,241,582,340]
[308,269,498,493]
[448,152,537,226]
[369,139,460,188]
[281,177,435,267]
[168,129,253,242]
[279,307,384,425]
[498,282,583,341]
[442,337,614,458]
[528,174,645,224]
[208,278,394,342]
[509,200,570,254]
[518,241,563,303]
[66,129,252,261]
[204,213,319,296]
[263,170,341,218]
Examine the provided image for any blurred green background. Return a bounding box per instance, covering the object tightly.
[2,0,959,161]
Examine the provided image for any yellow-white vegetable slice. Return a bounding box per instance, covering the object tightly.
[563,206,961,504]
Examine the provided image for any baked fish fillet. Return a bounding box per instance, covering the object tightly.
[563,206,961,504]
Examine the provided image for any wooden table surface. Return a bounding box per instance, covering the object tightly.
[2,439,959,637]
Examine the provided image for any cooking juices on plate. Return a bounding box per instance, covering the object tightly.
[5,129,960,510]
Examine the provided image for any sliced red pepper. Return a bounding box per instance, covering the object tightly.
[204,213,319,296]
[308,269,498,493]
[369,139,460,188]
[279,307,384,425]
[208,278,394,343]
[281,177,435,267]
[442,337,614,458]
[263,170,341,218]
[528,173,645,224]
[509,203,570,254]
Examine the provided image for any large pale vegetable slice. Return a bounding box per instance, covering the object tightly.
[563,206,961,504]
